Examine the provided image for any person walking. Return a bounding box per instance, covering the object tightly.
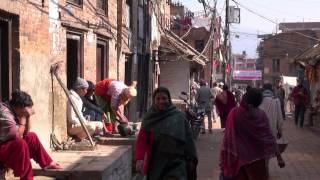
[234,86,244,106]
[274,79,286,120]
[135,87,198,180]
[259,83,283,138]
[215,85,236,129]
[291,78,309,127]
[220,88,285,180]
[196,81,213,133]
[210,82,223,123]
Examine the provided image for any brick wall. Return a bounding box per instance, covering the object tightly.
[185,27,213,84]
[0,0,53,149]
[259,30,318,83]
[0,0,129,149]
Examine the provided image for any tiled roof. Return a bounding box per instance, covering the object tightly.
[295,44,320,61]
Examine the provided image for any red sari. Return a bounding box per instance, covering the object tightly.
[215,90,236,128]
[220,100,279,179]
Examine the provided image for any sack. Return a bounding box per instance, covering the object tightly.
[117,123,134,137]
[276,136,288,153]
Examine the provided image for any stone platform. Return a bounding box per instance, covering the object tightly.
[96,134,136,146]
[33,145,132,180]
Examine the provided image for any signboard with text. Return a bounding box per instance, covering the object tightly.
[233,70,262,80]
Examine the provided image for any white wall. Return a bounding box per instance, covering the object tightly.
[159,60,190,100]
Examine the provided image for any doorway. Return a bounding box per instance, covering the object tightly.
[96,39,108,81]
[0,11,18,102]
[66,32,83,89]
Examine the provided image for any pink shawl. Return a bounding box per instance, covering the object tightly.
[220,99,279,178]
[215,90,236,120]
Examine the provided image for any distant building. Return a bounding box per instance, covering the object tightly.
[232,51,259,86]
[170,2,221,86]
[233,51,257,70]
[258,30,318,83]
[279,22,320,32]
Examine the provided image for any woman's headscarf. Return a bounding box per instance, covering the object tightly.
[220,88,279,178]
[152,87,173,105]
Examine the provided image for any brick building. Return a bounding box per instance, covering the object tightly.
[170,2,216,86]
[0,0,134,149]
[232,51,259,86]
[146,1,208,101]
[0,0,55,149]
[233,51,257,70]
[258,30,318,84]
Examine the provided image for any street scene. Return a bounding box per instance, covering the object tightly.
[1,0,320,179]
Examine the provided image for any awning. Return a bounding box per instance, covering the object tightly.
[159,30,208,66]
[295,43,320,65]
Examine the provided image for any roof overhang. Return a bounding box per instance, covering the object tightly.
[159,30,208,66]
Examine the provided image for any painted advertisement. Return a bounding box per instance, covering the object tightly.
[233,70,262,80]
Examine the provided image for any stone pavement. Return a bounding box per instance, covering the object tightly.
[33,145,132,180]
[196,114,320,180]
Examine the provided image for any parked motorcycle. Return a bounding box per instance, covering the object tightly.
[179,92,206,140]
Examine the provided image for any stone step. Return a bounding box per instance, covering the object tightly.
[96,135,136,146]
[33,145,132,180]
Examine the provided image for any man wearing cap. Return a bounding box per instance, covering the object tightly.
[67,77,104,140]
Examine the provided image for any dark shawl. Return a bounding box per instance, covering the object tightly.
[141,105,197,180]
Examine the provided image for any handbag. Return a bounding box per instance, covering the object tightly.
[276,135,288,153]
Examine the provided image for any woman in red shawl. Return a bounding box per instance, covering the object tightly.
[220,88,285,180]
[215,85,236,128]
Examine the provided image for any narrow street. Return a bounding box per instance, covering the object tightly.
[197,115,320,180]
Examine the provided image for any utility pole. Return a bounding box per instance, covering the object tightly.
[222,0,229,83]
[210,1,217,87]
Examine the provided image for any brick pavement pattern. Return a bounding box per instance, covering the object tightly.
[197,115,320,180]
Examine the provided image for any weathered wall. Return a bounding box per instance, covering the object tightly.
[48,0,123,144]
[0,0,52,149]
[159,59,190,99]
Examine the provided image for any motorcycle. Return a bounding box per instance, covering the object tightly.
[179,92,206,140]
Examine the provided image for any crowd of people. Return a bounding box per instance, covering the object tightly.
[67,77,137,140]
[0,76,312,179]
[0,77,137,179]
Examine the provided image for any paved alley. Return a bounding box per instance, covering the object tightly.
[197,115,320,180]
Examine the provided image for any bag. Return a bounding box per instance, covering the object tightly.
[117,123,134,137]
[219,172,233,180]
[276,136,288,153]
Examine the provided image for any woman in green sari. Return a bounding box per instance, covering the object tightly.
[135,87,198,180]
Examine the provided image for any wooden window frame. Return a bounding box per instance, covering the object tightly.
[272,58,280,72]
[66,0,83,7]
[195,40,205,53]
[96,0,108,16]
